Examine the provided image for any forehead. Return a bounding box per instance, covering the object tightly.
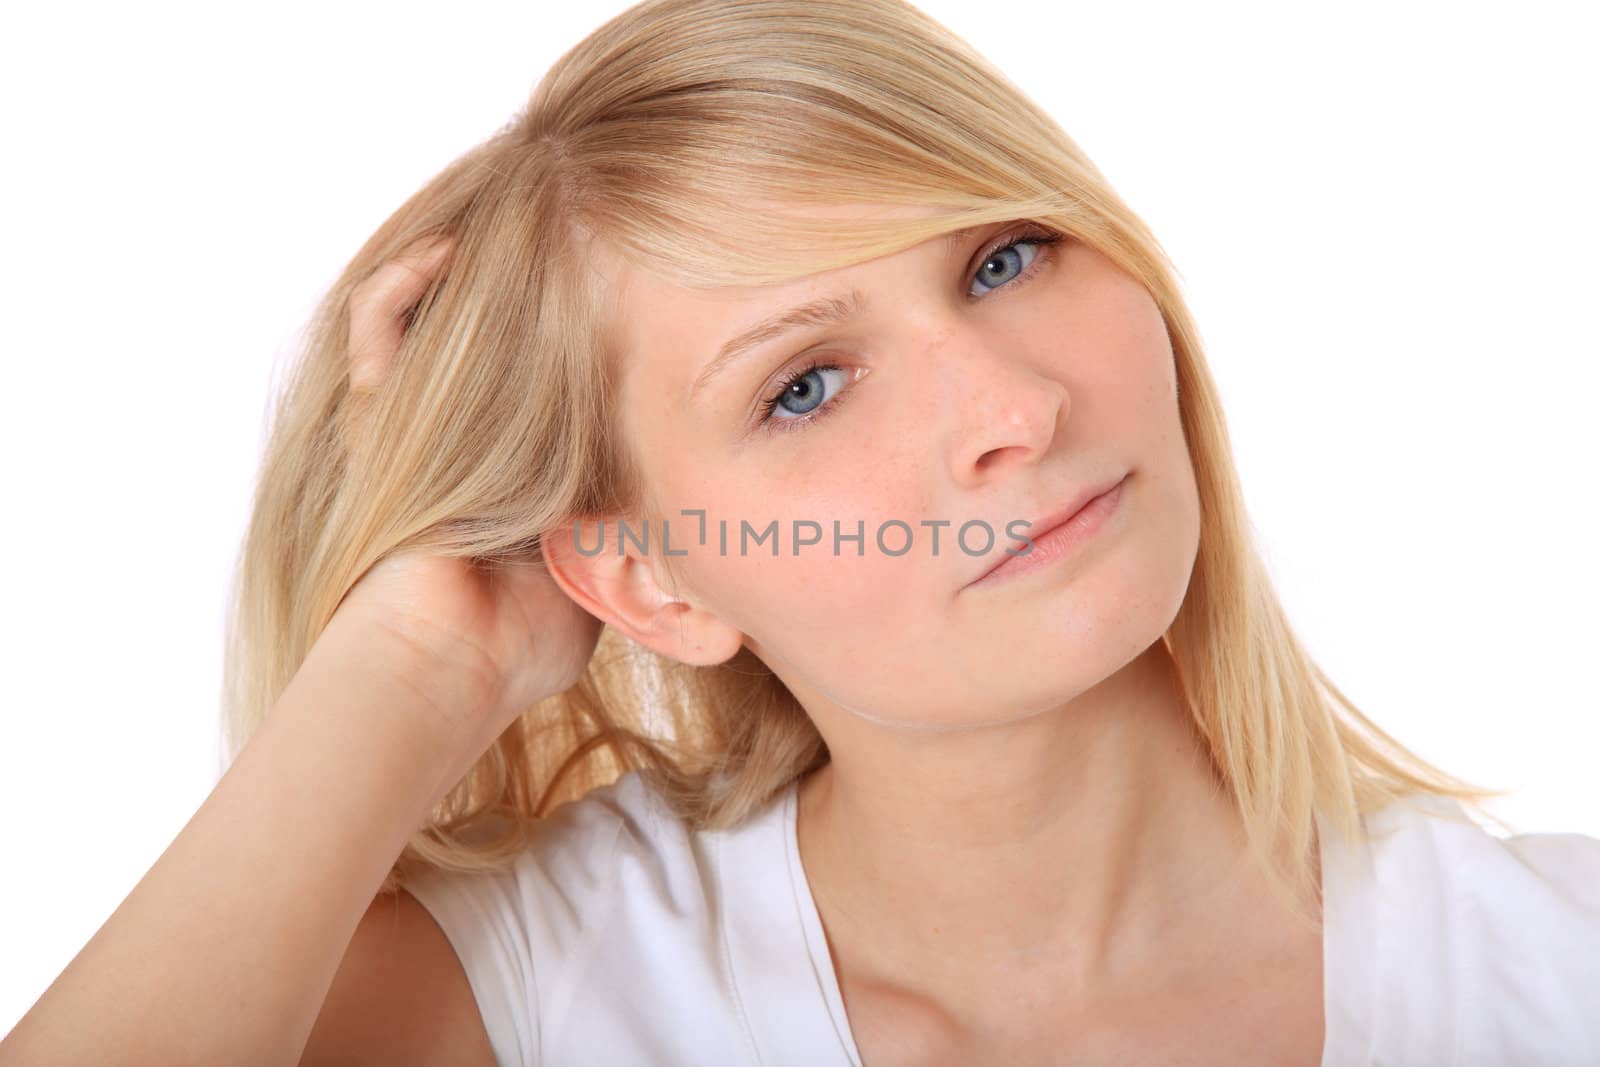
[596,200,957,396]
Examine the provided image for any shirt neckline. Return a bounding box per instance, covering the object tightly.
[772,776,1379,1067]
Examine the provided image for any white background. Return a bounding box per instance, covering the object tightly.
[2,0,1595,1035]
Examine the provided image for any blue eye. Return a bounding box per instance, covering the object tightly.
[970,238,1046,296]
[763,363,848,432]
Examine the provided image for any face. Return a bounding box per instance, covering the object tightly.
[560,203,1201,731]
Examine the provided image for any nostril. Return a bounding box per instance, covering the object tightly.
[974,444,1025,473]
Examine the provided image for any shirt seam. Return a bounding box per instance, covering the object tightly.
[783,781,863,1067]
[715,827,767,1067]
[538,812,627,1063]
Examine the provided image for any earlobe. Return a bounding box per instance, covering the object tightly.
[540,516,744,667]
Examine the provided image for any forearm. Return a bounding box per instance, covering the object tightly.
[1,614,487,1065]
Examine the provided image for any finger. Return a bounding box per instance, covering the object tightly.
[348,235,455,395]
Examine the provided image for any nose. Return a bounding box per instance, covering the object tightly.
[939,333,1069,486]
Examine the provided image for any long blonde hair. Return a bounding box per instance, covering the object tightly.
[222,0,1507,929]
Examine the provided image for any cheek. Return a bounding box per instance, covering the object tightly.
[677,478,930,633]
[1076,283,1186,464]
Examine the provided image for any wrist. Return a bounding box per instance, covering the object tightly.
[314,608,505,740]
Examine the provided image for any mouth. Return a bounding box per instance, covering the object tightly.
[966,472,1130,589]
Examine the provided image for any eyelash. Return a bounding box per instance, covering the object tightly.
[756,224,1066,436]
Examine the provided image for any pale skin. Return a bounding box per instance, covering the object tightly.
[540,203,1327,1065]
[0,209,1321,1065]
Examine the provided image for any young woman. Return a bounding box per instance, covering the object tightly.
[6,1,1596,1064]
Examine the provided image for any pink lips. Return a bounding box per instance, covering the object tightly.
[967,473,1128,589]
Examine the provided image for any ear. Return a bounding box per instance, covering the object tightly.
[540,514,746,667]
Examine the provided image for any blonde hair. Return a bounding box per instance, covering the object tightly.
[222,0,1507,931]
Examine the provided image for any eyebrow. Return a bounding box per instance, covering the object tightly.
[686,226,984,403]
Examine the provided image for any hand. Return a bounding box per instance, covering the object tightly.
[333,237,604,739]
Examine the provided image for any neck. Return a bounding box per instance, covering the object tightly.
[795,642,1312,1011]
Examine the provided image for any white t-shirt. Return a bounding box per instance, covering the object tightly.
[404,770,1600,1066]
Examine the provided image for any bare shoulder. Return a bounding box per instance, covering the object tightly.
[300,888,496,1066]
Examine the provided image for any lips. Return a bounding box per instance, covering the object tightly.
[970,472,1128,586]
